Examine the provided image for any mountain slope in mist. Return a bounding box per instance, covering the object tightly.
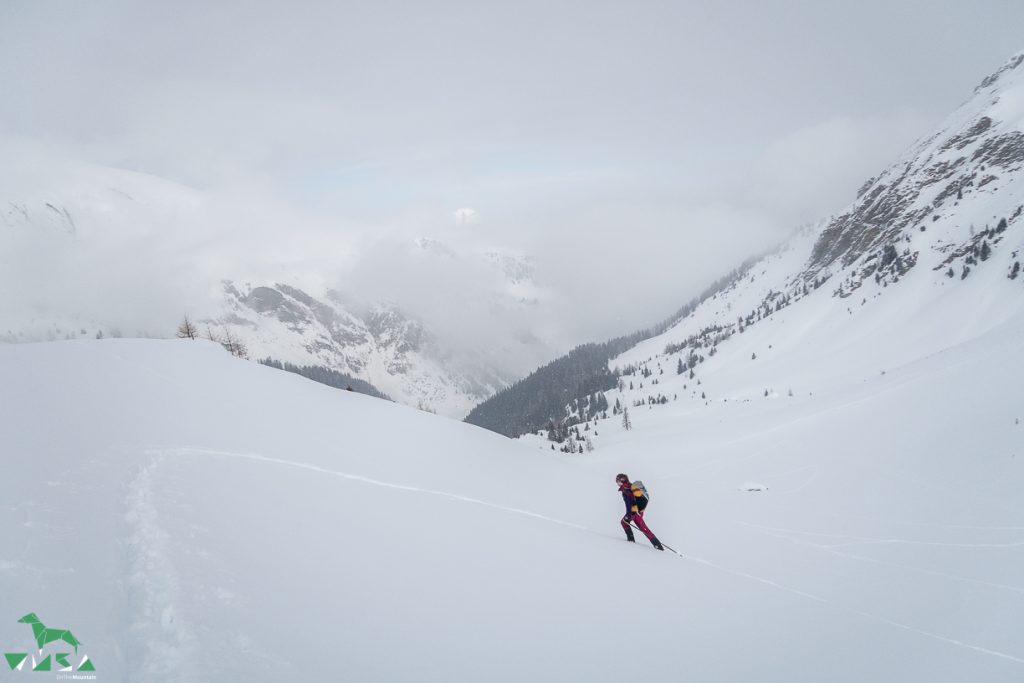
[481,49,1024,440]
[0,167,546,416]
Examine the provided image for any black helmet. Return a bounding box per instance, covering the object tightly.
[616,473,629,484]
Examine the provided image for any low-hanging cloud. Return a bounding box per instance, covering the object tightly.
[743,110,931,225]
[3,1,1024,376]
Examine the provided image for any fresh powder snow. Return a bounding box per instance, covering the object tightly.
[1,320,1022,681]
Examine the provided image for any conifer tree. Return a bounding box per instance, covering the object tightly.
[176,315,199,340]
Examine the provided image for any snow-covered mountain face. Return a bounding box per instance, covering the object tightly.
[807,52,1024,287]
[214,281,509,416]
[510,50,1024,453]
[470,53,1024,440]
[205,234,552,417]
[598,51,1024,408]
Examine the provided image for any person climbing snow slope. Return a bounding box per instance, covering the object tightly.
[616,473,663,550]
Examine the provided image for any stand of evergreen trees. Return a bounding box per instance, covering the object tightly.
[259,358,390,400]
[465,257,760,438]
[464,338,636,437]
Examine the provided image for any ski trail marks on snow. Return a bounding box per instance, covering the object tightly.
[737,521,1024,549]
[157,448,588,532]
[152,449,1024,667]
[124,456,199,682]
[669,547,1024,666]
[740,521,1024,596]
[673,552,826,603]
[765,529,1024,595]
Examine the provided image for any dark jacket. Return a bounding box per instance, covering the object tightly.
[619,481,638,515]
[619,480,649,515]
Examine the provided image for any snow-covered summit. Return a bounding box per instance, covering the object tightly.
[808,47,1024,282]
[1,163,205,241]
[601,48,1024,406]
[974,51,1024,93]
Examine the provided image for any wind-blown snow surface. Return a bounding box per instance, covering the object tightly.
[2,337,1023,681]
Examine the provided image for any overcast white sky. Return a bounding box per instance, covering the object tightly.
[2,1,1024,368]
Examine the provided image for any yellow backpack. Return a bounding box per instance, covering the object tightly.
[632,480,649,510]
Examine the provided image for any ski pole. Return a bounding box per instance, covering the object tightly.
[629,521,679,555]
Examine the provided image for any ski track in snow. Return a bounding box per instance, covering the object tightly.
[753,527,1024,596]
[668,548,1024,666]
[124,456,199,682]
[779,507,1024,533]
[880,522,1024,531]
[154,447,1024,669]
[737,521,1024,549]
[154,447,589,533]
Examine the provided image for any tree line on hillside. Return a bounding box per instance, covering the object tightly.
[464,256,762,438]
[258,358,390,400]
[463,340,629,438]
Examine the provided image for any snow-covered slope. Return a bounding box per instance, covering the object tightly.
[4,324,1024,680]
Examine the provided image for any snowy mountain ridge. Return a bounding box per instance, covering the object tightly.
[515,50,1024,449]
[627,50,1024,388]
[806,50,1024,283]
[215,280,508,415]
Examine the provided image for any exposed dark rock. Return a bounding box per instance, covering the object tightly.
[972,132,1024,169]
[856,177,876,198]
[940,117,992,152]
[242,286,309,327]
[976,53,1024,91]
[880,244,898,269]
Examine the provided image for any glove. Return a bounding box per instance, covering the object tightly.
[622,513,632,524]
